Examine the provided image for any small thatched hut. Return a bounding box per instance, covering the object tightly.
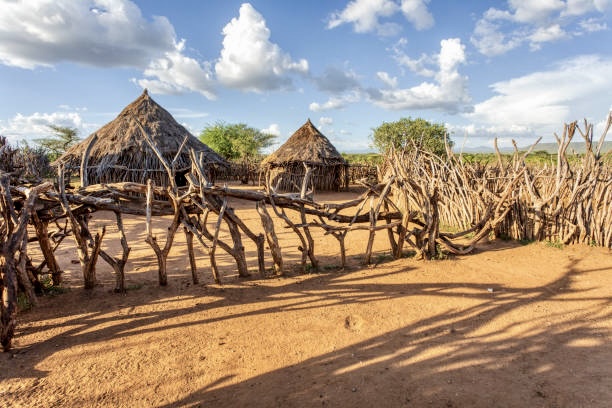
[261,119,348,192]
[56,90,226,187]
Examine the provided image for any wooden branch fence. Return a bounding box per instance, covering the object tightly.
[1,116,610,351]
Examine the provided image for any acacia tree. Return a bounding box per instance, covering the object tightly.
[34,125,80,162]
[371,117,451,156]
[199,122,275,161]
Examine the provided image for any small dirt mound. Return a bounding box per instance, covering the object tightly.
[344,315,363,331]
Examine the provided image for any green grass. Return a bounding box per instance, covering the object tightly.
[433,244,449,260]
[39,274,70,295]
[546,240,564,249]
[17,293,33,312]
[126,283,144,291]
[375,252,394,264]
[342,152,383,165]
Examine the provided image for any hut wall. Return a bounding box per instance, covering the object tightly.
[266,162,348,192]
[73,164,215,187]
[348,164,379,184]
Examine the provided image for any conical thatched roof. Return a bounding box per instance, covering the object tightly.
[261,119,347,167]
[56,90,226,185]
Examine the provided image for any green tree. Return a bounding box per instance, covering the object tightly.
[34,125,80,162]
[371,117,451,156]
[199,122,275,161]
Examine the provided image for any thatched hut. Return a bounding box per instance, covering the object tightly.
[261,119,348,192]
[56,90,226,186]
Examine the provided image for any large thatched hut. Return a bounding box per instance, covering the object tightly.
[261,119,348,192]
[56,90,226,187]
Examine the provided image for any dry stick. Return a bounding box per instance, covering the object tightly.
[197,209,222,283]
[224,209,250,278]
[298,165,318,269]
[493,138,505,175]
[603,186,612,248]
[190,150,252,278]
[371,176,396,258]
[179,203,222,284]
[363,196,376,264]
[256,201,283,275]
[394,210,413,259]
[255,232,266,277]
[134,116,178,191]
[138,120,196,286]
[144,179,182,286]
[184,173,227,283]
[382,151,411,258]
[593,111,612,157]
[299,204,318,271]
[16,232,38,305]
[32,211,62,285]
[305,209,401,264]
[332,180,375,269]
[209,198,228,283]
[0,177,51,341]
[90,179,401,223]
[300,163,314,200]
[313,214,352,270]
[79,134,98,189]
[306,219,402,233]
[99,211,131,293]
[597,179,612,246]
[383,201,398,256]
[426,186,440,259]
[0,176,19,351]
[443,167,527,255]
[172,135,191,169]
[180,210,217,282]
[203,193,251,278]
[58,165,104,289]
[219,200,262,277]
[268,190,309,271]
[183,227,199,284]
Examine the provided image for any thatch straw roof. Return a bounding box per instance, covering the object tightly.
[261,119,347,167]
[56,90,226,184]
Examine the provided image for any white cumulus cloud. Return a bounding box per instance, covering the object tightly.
[577,17,608,33]
[309,92,362,112]
[327,0,399,33]
[319,117,334,126]
[465,54,612,138]
[215,3,308,92]
[506,0,566,24]
[0,0,175,69]
[528,24,569,50]
[400,0,434,30]
[369,38,471,113]
[376,71,398,88]
[0,111,88,144]
[261,123,281,136]
[136,40,216,99]
[327,0,433,35]
[314,66,361,93]
[471,0,611,56]
[390,38,436,77]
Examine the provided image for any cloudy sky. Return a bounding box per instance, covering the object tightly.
[1,0,611,152]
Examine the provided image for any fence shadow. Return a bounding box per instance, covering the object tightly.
[2,251,610,407]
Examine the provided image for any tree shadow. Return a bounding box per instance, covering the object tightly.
[154,260,611,407]
[2,250,610,406]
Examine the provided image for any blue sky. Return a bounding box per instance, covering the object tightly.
[1,0,611,153]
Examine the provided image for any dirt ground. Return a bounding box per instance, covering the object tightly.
[1,188,611,408]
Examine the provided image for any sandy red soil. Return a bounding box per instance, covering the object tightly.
[1,189,611,407]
